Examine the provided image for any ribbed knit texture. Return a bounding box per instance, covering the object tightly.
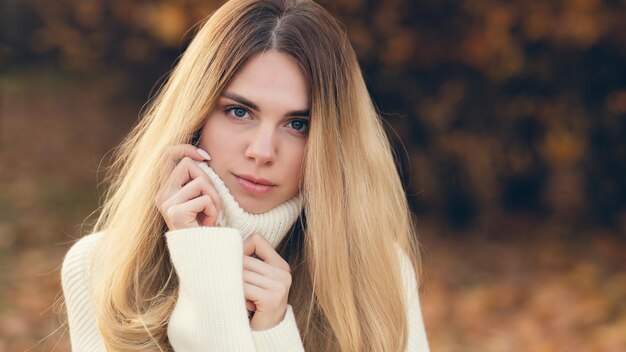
[60,162,430,351]
[61,239,430,351]
[198,161,303,248]
[165,228,305,351]
[61,232,106,351]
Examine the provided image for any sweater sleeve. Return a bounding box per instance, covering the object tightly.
[165,226,305,351]
[395,244,431,351]
[60,232,107,352]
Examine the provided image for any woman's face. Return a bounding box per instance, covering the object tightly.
[199,50,310,213]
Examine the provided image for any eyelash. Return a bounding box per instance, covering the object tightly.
[224,106,310,134]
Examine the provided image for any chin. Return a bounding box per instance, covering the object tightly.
[237,198,272,214]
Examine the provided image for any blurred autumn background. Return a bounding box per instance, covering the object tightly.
[1,0,625,350]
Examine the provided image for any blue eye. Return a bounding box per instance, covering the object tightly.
[224,106,309,134]
[225,107,250,119]
[289,119,309,133]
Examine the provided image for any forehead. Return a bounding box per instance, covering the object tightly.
[224,51,310,110]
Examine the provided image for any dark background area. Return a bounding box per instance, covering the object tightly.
[1,0,625,351]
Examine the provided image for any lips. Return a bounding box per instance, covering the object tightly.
[234,174,276,195]
[234,174,276,186]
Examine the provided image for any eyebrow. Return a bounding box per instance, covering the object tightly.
[221,91,310,117]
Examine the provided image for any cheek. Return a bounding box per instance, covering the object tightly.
[285,144,306,189]
[202,118,237,153]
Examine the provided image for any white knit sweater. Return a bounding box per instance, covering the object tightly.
[61,162,430,351]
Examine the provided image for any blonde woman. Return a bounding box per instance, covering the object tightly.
[61,0,430,350]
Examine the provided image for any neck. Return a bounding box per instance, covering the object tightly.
[196,161,303,249]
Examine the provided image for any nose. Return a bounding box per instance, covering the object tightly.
[245,124,277,166]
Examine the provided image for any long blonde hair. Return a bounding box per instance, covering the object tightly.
[87,0,423,350]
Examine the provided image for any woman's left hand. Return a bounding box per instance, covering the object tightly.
[242,233,292,331]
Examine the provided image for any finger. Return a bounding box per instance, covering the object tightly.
[163,144,210,175]
[243,255,291,286]
[243,234,290,271]
[157,176,221,225]
[162,157,222,210]
[243,255,271,276]
[166,144,211,163]
[164,157,209,192]
[162,176,220,215]
[243,269,279,291]
[188,195,218,224]
[243,283,264,304]
[243,283,282,307]
[167,195,218,227]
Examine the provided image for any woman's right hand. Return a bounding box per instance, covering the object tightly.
[155,144,222,231]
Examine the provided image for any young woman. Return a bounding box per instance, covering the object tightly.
[61,0,430,350]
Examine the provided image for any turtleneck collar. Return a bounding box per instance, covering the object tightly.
[196,161,303,249]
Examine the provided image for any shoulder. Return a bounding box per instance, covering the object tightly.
[61,232,105,296]
[392,241,419,296]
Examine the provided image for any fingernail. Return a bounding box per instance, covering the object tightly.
[197,148,211,160]
[216,211,223,225]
